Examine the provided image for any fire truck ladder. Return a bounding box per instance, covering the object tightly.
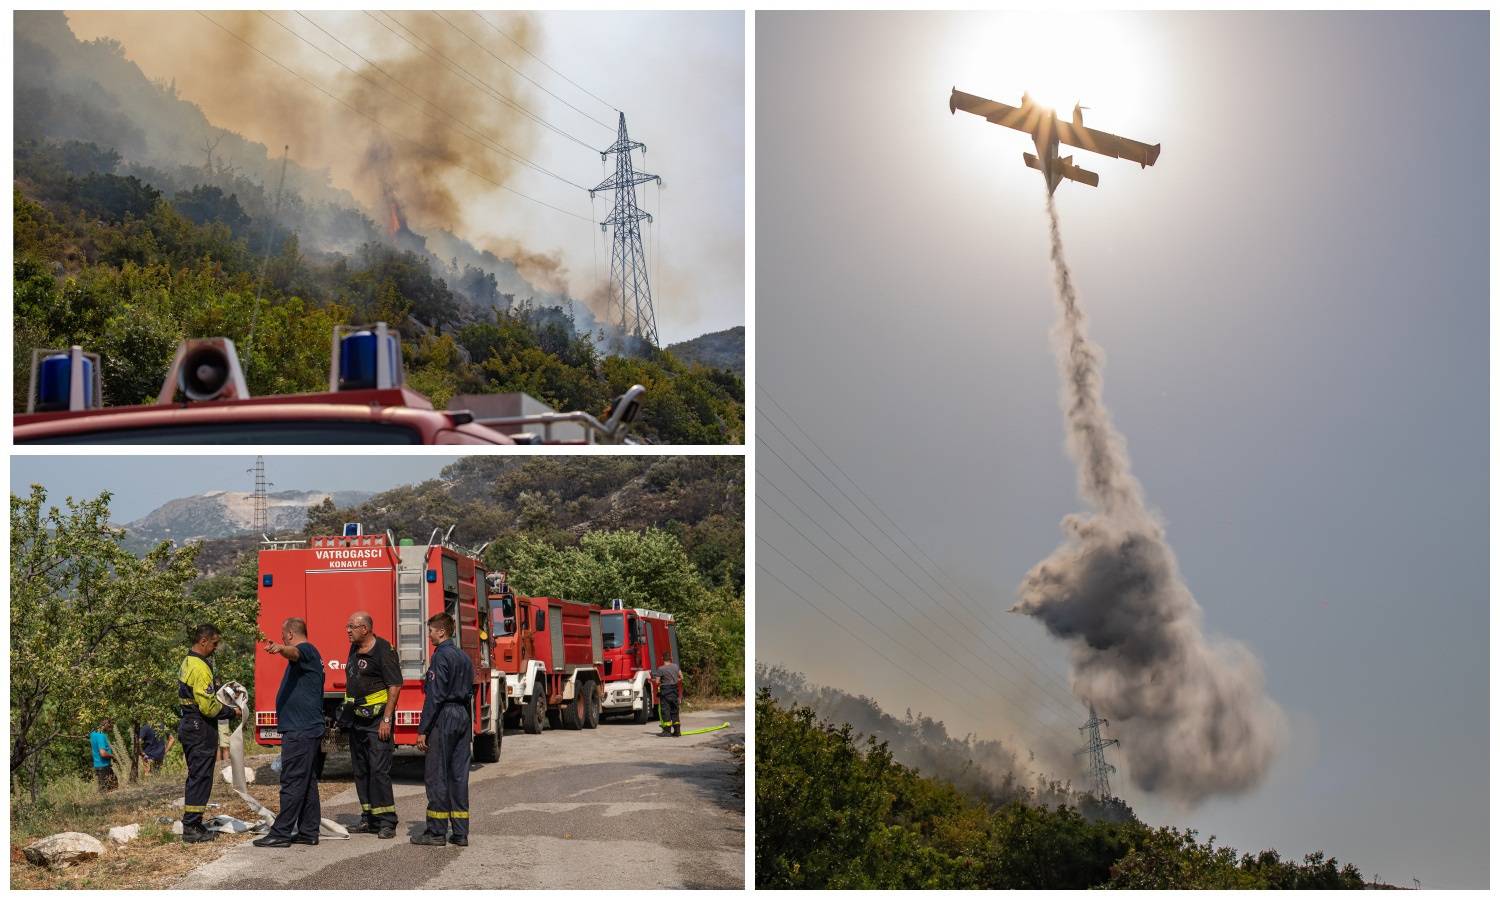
[395,548,427,680]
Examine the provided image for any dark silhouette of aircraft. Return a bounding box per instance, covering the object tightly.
[950,88,1160,195]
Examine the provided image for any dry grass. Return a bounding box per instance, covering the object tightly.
[682,694,746,712]
[12,752,346,890]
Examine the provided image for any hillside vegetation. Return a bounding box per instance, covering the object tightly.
[14,13,742,443]
[756,691,1366,890]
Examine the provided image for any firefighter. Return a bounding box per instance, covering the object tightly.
[254,617,326,848]
[177,623,238,843]
[343,610,402,839]
[653,658,683,737]
[411,612,474,847]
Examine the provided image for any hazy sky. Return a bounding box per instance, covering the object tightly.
[757,11,1486,888]
[64,11,744,345]
[11,455,459,523]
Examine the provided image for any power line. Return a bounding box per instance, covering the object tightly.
[758,387,1083,707]
[756,561,1074,761]
[762,492,1080,745]
[366,11,600,154]
[762,474,1080,729]
[431,11,614,131]
[471,11,617,115]
[758,435,1082,718]
[195,13,591,224]
[273,11,589,191]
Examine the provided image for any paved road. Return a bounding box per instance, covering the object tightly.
[174,707,744,890]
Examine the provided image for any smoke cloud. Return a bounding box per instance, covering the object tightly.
[1012,194,1285,806]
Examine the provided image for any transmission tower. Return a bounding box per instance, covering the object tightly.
[247,456,273,534]
[1076,704,1121,800]
[591,113,662,349]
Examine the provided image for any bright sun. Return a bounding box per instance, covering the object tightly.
[953,12,1156,133]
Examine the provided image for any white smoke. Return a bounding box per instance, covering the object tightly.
[1012,193,1286,806]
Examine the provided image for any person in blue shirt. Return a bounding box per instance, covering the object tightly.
[89,719,117,793]
[254,617,325,848]
[411,612,474,847]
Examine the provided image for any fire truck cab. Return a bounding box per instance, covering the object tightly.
[253,524,503,763]
[600,601,680,724]
[487,573,604,734]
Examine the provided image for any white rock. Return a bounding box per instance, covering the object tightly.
[24,832,104,868]
[106,824,141,846]
[220,766,255,784]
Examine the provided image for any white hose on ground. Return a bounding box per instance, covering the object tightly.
[217,682,350,839]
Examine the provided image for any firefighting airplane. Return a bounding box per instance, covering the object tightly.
[949,88,1161,195]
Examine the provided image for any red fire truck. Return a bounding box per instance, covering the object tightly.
[253,524,503,763]
[600,601,680,723]
[487,573,604,734]
[17,326,644,445]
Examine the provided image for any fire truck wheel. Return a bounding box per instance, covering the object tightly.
[473,729,500,763]
[561,688,585,730]
[632,686,654,725]
[546,709,562,729]
[522,685,546,735]
[583,683,601,729]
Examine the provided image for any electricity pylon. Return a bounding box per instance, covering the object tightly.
[1077,704,1121,800]
[591,112,662,349]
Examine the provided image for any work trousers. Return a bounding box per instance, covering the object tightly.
[269,729,323,841]
[350,726,398,826]
[422,715,470,839]
[178,713,219,829]
[660,685,681,736]
[94,766,118,793]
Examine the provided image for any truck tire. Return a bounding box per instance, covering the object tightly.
[546,709,561,728]
[632,685,654,725]
[473,728,500,763]
[522,684,546,735]
[583,682,601,729]
[561,685,585,730]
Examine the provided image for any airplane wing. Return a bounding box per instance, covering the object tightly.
[949,88,1034,132]
[1054,120,1161,168]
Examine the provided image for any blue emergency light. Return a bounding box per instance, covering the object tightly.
[343,522,363,537]
[426,569,437,583]
[263,574,273,587]
[37,353,95,412]
[338,330,399,391]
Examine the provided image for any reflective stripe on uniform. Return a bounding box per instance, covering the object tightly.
[360,804,372,811]
[450,811,469,819]
[426,810,450,819]
[370,805,397,815]
[347,688,389,707]
[183,804,207,813]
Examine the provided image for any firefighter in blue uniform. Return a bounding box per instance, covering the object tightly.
[178,623,238,843]
[411,612,474,847]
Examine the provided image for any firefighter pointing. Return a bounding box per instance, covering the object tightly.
[178,623,239,843]
[412,612,474,847]
[342,611,402,840]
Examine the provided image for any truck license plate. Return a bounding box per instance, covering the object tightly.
[258,728,278,740]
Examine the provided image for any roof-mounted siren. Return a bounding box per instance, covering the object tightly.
[157,338,250,404]
[28,346,103,413]
[343,523,364,538]
[330,322,403,392]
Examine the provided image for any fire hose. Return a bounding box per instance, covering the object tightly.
[216,682,350,839]
[655,693,730,736]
